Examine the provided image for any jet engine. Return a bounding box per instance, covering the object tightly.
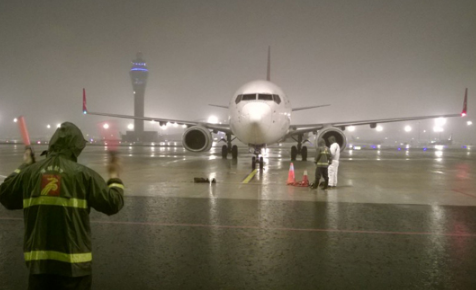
[182,126,213,152]
[317,127,347,151]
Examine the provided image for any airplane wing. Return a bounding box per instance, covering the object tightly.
[82,89,233,134]
[286,89,468,138]
[292,104,330,111]
[208,104,229,109]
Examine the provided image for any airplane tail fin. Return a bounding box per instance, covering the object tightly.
[462,88,468,116]
[266,46,271,81]
[83,88,88,114]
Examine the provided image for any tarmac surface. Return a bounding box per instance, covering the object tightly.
[1,143,476,289]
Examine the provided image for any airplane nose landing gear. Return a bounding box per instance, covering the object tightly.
[251,147,264,170]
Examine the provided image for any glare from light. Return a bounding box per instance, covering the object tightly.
[47,124,51,129]
[208,116,219,124]
[347,126,356,132]
[435,117,446,127]
[103,123,109,129]
[435,150,443,158]
[127,124,134,130]
[56,124,61,128]
[150,120,156,124]
[13,118,18,123]
[376,126,383,132]
[468,121,473,126]
[182,125,187,128]
[433,126,444,132]
[404,125,412,132]
[435,145,444,150]
[161,125,167,130]
[173,123,178,127]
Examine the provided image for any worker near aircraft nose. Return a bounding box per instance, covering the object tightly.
[0,122,124,290]
[327,136,340,188]
[310,139,331,190]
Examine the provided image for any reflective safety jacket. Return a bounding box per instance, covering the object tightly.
[315,146,332,167]
[0,122,124,277]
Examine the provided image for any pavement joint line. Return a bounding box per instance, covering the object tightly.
[452,189,476,199]
[242,169,258,183]
[1,217,475,237]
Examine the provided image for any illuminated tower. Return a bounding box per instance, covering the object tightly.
[130,52,148,137]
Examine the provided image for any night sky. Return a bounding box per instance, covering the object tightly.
[0,0,474,143]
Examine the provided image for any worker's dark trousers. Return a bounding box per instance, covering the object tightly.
[28,274,92,290]
[314,166,329,188]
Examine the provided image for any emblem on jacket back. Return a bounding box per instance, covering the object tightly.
[41,175,61,196]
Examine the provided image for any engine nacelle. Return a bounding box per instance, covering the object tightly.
[182,126,213,152]
[316,127,347,151]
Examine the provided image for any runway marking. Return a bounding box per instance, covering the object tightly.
[242,169,258,184]
[1,217,475,237]
[453,189,476,199]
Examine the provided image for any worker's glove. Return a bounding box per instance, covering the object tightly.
[23,147,35,165]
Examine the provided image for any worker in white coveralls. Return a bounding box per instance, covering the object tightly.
[327,136,340,188]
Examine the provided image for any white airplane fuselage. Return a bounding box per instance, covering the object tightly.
[229,80,291,147]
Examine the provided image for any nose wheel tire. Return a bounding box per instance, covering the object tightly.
[221,145,228,159]
[259,157,264,170]
[232,145,238,159]
[301,146,308,161]
[291,146,297,161]
[252,156,256,170]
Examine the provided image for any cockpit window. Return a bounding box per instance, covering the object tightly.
[242,94,256,101]
[273,94,281,104]
[258,94,273,101]
[235,94,242,104]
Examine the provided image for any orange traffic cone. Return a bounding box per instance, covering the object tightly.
[286,163,295,185]
[300,170,309,187]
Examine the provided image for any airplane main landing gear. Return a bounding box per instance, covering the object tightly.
[220,133,237,160]
[290,133,309,161]
[221,145,228,159]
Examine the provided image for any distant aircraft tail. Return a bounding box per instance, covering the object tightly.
[83,88,87,114]
[266,46,271,81]
[462,88,468,116]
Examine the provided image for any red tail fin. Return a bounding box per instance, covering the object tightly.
[462,88,468,117]
[83,88,87,114]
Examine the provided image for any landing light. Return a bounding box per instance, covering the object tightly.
[404,125,412,132]
[348,126,356,132]
[468,121,473,126]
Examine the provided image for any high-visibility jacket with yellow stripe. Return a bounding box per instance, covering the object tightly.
[0,155,124,277]
[315,146,332,167]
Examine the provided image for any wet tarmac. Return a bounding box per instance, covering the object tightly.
[1,143,476,289]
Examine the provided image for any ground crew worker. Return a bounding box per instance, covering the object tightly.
[328,136,340,188]
[0,122,124,290]
[310,139,331,190]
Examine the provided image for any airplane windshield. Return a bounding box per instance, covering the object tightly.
[258,94,273,101]
[273,94,281,104]
[242,94,257,101]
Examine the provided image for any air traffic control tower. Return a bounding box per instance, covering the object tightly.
[124,52,159,142]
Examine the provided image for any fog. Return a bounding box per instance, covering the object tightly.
[0,0,475,144]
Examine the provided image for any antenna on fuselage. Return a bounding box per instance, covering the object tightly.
[266,46,271,81]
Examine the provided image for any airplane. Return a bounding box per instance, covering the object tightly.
[82,50,468,170]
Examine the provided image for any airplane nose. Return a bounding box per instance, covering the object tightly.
[239,102,273,144]
[242,102,272,126]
